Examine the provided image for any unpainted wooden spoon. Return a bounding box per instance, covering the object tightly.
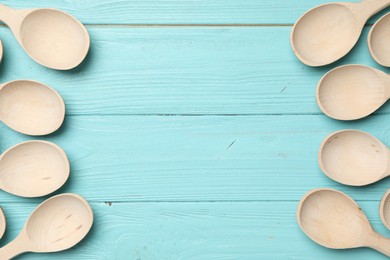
[316,64,390,120]
[369,12,390,67]
[319,130,390,186]
[298,188,390,257]
[380,189,390,230]
[0,193,93,259]
[291,0,390,66]
[0,208,5,240]
[0,140,69,197]
[0,4,89,70]
[0,80,65,136]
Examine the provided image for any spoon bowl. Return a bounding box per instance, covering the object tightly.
[298,189,370,249]
[0,194,93,259]
[316,65,390,120]
[319,130,390,186]
[0,140,69,197]
[26,194,93,252]
[291,1,390,66]
[0,4,89,70]
[0,80,65,136]
[369,13,390,67]
[298,188,390,256]
[380,189,390,230]
[291,3,361,66]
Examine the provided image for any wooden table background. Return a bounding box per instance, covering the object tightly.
[0,1,389,259]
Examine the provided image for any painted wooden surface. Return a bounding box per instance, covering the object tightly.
[1,201,390,259]
[0,0,387,24]
[1,26,389,116]
[0,1,389,259]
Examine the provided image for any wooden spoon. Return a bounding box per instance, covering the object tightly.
[0,4,89,70]
[0,80,65,136]
[0,208,5,240]
[291,1,390,66]
[380,189,390,230]
[316,65,390,120]
[318,130,390,186]
[369,12,390,67]
[0,193,93,259]
[298,188,390,256]
[0,140,69,197]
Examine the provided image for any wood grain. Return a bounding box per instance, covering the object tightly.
[0,115,388,203]
[0,27,388,116]
[0,1,388,258]
[0,0,387,25]
[0,201,388,259]
[0,1,354,25]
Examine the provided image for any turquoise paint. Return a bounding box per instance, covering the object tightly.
[0,27,389,115]
[1,202,389,259]
[0,0,388,259]
[1,0,388,25]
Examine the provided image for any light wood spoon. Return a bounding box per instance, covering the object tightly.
[369,12,390,67]
[0,140,69,197]
[0,4,89,70]
[291,0,390,66]
[0,208,5,240]
[380,189,390,230]
[316,64,390,120]
[319,130,390,186]
[0,80,65,136]
[298,188,390,257]
[0,193,93,259]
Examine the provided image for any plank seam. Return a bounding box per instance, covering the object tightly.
[85,24,375,27]
[0,200,381,204]
[0,24,375,28]
[63,113,390,117]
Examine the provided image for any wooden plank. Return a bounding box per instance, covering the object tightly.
[1,201,388,259]
[0,27,388,116]
[0,114,388,203]
[0,0,365,25]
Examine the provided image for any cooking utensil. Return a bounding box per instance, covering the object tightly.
[0,193,93,259]
[0,4,89,70]
[316,64,390,120]
[0,80,65,135]
[291,0,390,66]
[298,188,390,256]
[319,130,389,186]
[0,140,69,197]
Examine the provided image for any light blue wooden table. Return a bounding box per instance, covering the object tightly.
[0,1,389,259]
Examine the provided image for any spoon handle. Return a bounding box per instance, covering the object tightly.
[367,232,390,257]
[0,238,26,259]
[386,82,390,101]
[388,149,390,174]
[0,4,18,26]
[356,0,390,19]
